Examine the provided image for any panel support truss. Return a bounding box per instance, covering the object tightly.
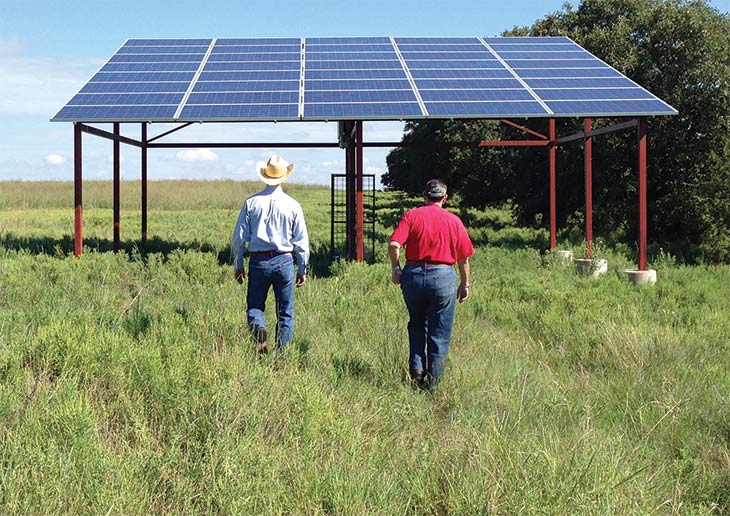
[69,117,651,270]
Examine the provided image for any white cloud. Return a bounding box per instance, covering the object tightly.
[176,148,219,162]
[0,55,102,116]
[44,153,65,166]
[0,38,25,56]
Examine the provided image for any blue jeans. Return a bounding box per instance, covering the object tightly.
[400,265,457,388]
[246,253,295,350]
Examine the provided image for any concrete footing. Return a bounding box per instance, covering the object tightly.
[574,258,608,277]
[625,269,657,285]
[555,250,574,266]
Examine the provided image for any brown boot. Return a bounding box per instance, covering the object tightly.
[410,369,425,388]
[254,327,268,355]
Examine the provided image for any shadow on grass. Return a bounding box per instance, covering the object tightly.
[331,353,376,384]
[1,232,339,277]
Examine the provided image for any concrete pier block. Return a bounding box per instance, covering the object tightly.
[625,269,657,285]
[574,258,608,277]
[555,250,574,266]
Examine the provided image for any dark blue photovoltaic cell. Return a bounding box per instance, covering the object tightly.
[213,45,301,53]
[101,62,201,72]
[524,77,637,89]
[400,52,495,60]
[68,93,183,105]
[516,68,623,78]
[306,44,392,52]
[305,102,422,118]
[180,104,299,119]
[407,60,504,70]
[483,36,571,44]
[90,72,196,82]
[199,70,299,81]
[415,78,522,89]
[421,89,534,102]
[409,69,513,79]
[110,54,204,63]
[193,81,299,92]
[426,101,549,116]
[54,105,178,120]
[498,51,592,60]
[118,46,209,54]
[203,61,300,71]
[397,44,487,52]
[52,36,677,121]
[488,44,576,52]
[546,99,673,115]
[306,79,412,91]
[81,82,190,93]
[306,51,397,60]
[307,60,403,70]
[305,90,417,103]
[395,37,480,44]
[307,37,390,44]
[207,53,299,62]
[306,69,407,80]
[216,38,301,45]
[187,92,299,104]
[507,59,608,69]
[536,88,654,101]
[126,39,212,46]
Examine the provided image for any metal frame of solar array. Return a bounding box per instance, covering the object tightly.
[52,36,677,122]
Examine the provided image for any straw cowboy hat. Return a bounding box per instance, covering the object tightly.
[256,155,295,185]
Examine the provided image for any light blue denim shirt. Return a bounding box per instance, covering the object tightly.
[231,185,310,274]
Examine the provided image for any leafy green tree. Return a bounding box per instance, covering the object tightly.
[384,0,730,262]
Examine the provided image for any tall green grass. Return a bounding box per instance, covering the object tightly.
[1,181,728,513]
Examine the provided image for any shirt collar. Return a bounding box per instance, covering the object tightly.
[261,185,283,195]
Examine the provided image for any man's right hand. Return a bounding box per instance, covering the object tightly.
[234,268,246,284]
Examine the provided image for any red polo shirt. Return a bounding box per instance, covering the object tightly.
[390,203,474,264]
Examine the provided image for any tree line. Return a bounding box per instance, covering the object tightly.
[383,0,730,263]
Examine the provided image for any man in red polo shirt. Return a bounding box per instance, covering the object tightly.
[389,179,474,390]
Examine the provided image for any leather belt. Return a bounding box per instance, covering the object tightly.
[405,260,452,267]
[249,250,291,257]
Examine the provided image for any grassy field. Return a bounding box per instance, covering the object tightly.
[1,180,729,513]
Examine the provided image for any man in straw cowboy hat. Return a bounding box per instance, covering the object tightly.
[231,155,310,354]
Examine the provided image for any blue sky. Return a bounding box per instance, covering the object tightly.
[1,0,728,184]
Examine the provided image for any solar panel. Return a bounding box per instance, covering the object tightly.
[52,36,677,122]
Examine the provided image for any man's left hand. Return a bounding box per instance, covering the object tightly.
[296,274,307,287]
[457,284,470,302]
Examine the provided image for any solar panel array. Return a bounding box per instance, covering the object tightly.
[52,36,677,122]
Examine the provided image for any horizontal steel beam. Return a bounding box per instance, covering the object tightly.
[362,140,550,148]
[554,119,639,145]
[78,123,142,147]
[147,142,341,148]
[148,140,550,149]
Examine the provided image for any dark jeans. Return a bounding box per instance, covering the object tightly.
[400,265,457,388]
[246,253,295,349]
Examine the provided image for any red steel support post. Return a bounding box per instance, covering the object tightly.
[345,126,356,259]
[74,123,83,256]
[584,118,593,258]
[113,123,121,253]
[141,123,148,243]
[355,121,364,262]
[638,118,648,270]
[549,118,557,249]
